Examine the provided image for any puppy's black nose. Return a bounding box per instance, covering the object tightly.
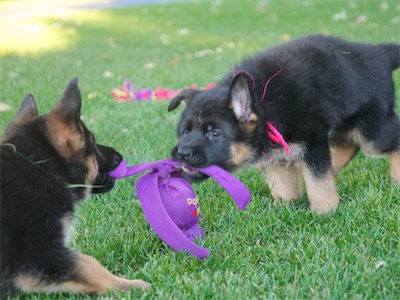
[111,151,123,169]
[177,147,193,160]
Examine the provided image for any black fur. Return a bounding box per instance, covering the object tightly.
[169,35,400,212]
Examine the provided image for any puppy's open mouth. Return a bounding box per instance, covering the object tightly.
[182,165,200,175]
[182,164,209,182]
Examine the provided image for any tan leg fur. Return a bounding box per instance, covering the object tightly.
[302,165,339,214]
[16,252,150,295]
[389,151,400,184]
[261,164,302,202]
[330,146,359,175]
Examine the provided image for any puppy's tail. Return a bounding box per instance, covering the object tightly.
[380,43,400,71]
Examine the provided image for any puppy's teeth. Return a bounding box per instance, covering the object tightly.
[183,165,196,173]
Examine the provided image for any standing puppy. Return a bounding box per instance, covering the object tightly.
[168,35,400,214]
[0,79,150,297]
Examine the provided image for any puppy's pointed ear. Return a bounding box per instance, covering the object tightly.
[228,72,257,123]
[51,78,82,125]
[12,94,38,123]
[168,88,199,112]
[4,94,39,138]
[48,78,86,160]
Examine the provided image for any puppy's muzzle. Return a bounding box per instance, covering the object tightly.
[92,146,123,194]
[172,144,210,182]
[176,146,194,161]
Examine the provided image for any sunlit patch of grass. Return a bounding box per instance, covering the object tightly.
[0,0,102,14]
[0,1,118,57]
[0,12,77,56]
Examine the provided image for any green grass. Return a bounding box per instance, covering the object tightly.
[1,0,399,299]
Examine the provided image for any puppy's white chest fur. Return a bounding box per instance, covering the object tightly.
[257,143,305,167]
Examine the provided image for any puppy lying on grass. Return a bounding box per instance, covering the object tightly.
[0,79,150,297]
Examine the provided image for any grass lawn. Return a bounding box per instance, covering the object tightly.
[1,0,399,299]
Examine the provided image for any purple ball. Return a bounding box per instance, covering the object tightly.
[158,174,202,239]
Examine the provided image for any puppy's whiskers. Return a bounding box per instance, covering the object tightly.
[66,183,105,189]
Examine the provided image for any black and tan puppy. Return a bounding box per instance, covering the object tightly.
[0,79,150,297]
[168,35,400,214]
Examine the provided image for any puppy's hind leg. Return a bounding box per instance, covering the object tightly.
[389,151,400,183]
[362,115,400,184]
[15,252,150,295]
[351,106,400,183]
[261,164,302,203]
[330,144,359,175]
[385,118,400,184]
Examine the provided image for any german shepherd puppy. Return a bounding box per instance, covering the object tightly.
[0,79,150,297]
[168,35,400,214]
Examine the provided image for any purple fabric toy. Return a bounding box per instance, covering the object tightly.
[109,159,251,259]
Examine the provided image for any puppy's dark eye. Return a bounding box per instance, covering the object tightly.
[211,130,221,138]
[182,129,190,135]
[207,129,221,138]
[206,124,221,138]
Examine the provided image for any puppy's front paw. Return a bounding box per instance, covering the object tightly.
[118,279,151,292]
[131,279,151,292]
[310,198,339,214]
